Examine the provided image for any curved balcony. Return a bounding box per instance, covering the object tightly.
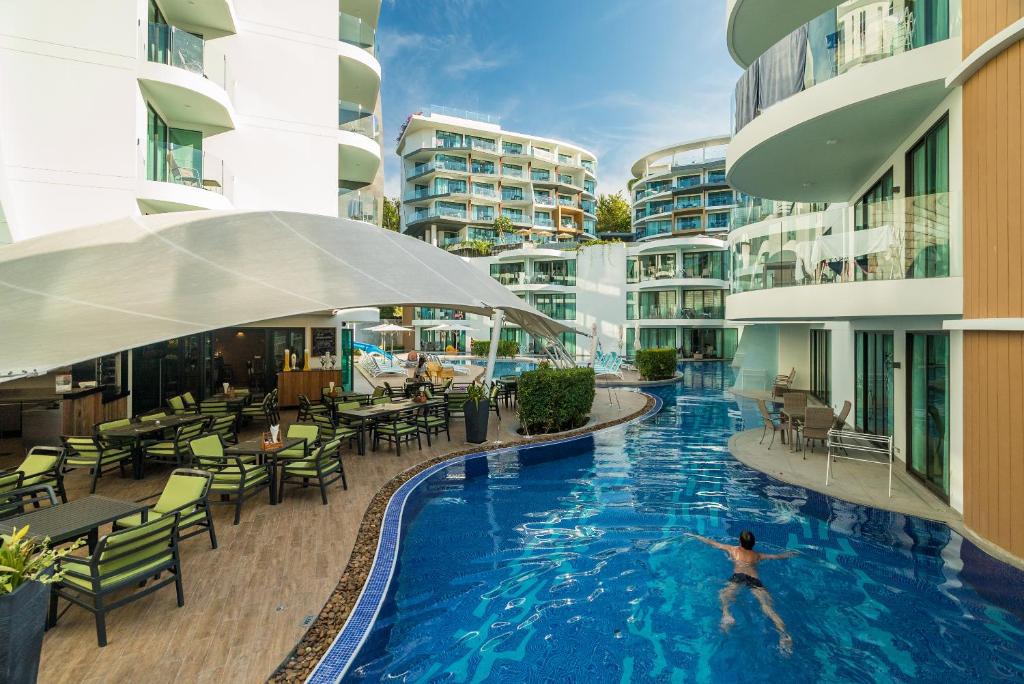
[632,306,728,325]
[728,2,961,201]
[727,193,962,320]
[136,143,233,213]
[338,188,380,226]
[338,12,381,110]
[158,0,237,37]
[139,24,236,135]
[726,0,840,67]
[337,122,381,185]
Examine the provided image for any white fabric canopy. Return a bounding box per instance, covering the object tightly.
[0,210,577,378]
[810,225,897,263]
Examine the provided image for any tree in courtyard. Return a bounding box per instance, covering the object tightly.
[382,196,400,231]
[596,191,632,233]
[492,214,514,238]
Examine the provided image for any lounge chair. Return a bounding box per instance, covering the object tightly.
[593,355,624,379]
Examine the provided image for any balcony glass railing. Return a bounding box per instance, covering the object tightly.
[731,192,952,293]
[533,195,555,207]
[425,105,501,125]
[707,192,734,207]
[471,186,497,199]
[731,198,831,230]
[473,208,495,221]
[502,190,525,201]
[535,304,577,320]
[533,149,557,163]
[558,197,578,208]
[339,12,376,54]
[529,273,576,286]
[338,109,379,139]
[636,305,726,320]
[534,216,555,228]
[145,141,231,196]
[636,221,673,239]
[411,205,468,222]
[734,0,961,133]
[338,188,380,225]
[675,217,703,231]
[148,23,204,75]
[502,167,524,179]
[493,272,526,286]
[413,307,465,321]
[677,177,701,190]
[409,159,467,178]
[706,171,727,185]
[531,171,553,183]
[502,211,532,225]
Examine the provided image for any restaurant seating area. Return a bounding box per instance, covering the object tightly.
[0,376,523,655]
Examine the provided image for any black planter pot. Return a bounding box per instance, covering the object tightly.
[464,398,490,444]
[0,580,48,684]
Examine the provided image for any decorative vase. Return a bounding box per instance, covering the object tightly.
[464,398,490,444]
[304,349,310,370]
[290,353,297,371]
[0,580,48,684]
[283,348,291,372]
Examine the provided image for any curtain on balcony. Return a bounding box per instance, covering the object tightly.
[757,24,808,111]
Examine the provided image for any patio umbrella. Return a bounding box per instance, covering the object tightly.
[366,323,410,356]
[589,322,599,365]
[634,320,641,353]
[425,323,472,352]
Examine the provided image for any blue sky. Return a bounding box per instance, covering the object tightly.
[377,0,741,199]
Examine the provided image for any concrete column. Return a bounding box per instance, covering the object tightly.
[430,224,438,246]
[484,308,505,386]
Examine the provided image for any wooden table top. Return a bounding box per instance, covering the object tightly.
[1,495,147,544]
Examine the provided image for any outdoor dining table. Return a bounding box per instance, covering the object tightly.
[225,437,305,505]
[101,414,207,479]
[780,407,806,452]
[336,398,444,455]
[208,393,249,409]
[2,495,148,551]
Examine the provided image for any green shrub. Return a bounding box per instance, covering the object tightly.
[471,340,519,357]
[635,348,677,380]
[517,367,595,433]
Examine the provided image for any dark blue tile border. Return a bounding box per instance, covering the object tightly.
[305,391,664,684]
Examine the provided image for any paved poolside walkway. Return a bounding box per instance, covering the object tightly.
[13,390,647,684]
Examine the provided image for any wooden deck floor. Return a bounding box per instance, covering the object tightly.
[4,390,646,684]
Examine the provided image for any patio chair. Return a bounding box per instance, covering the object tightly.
[446,391,469,419]
[182,391,200,413]
[144,420,208,467]
[278,437,347,505]
[833,400,852,429]
[279,424,320,460]
[374,407,421,457]
[208,414,239,445]
[14,446,67,503]
[139,410,169,422]
[757,399,784,449]
[241,389,277,427]
[60,435,132,493]
[488,383,501,422]
[114,469,216,549]
[188,434,270,525]
[93,417,130,437]
[167,395,190,415]
[166,149,200,187]
[416,401,450,446]
[297,394,329,423]
[800,407,835,457]
[0,471,24,497]
[0,484,57,520]
[383,382,402,400]
[772,368,796,398]
[52,513,183,646]
[370,385,386,400]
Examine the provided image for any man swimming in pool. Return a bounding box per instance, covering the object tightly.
[687,530,796,653]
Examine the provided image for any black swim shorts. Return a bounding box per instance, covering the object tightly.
[729,573,765,589]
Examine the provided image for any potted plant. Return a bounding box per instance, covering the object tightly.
[464,382,490,444]
[1,526,77,684]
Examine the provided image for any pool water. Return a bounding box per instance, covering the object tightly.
[345,364,1024,683]
[465,359,538,377]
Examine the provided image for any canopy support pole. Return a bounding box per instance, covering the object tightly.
[484,308,504,386]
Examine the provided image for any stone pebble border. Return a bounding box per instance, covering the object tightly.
[268,392,659,683]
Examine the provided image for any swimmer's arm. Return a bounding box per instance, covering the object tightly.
[758,550,798,561]
[685,533,732,552]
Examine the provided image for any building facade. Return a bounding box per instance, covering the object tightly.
[397,109,599,250]
[0,0,384,241]
[724,0,1024,559]
[0,0,385,410]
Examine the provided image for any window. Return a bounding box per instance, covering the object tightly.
[436,154,467,171]
[501,207,524,221]
[707,190,734,207]
[489,262,524,285]
[905,114,949,278]
[675,216,701,231]
[433,178,465,194]
[503,141,523,154]
[584,180,596,194]
[502,186,524,201]
[677,174,700,188]
[855,331,894,436]
[533,293,576,320]
[534,260,575,286]
[471,159,495,174]
[676,195,701,210]
[467,135,495,151]
[707,212,730,230]
[473,206,494,221]
[810,329,831,405]
[638,290,678,319]
[531,168,551,182]
[436,201,466,218]
[907,331,950,499]
[558,153,572,164]
[436,130,463,148]
[854,168,894,281]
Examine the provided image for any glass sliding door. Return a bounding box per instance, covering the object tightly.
[907,332,949,499]
[905,114,950,278]
[855,332,894,435]
[810,329,831,405]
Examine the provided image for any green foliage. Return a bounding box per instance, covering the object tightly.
[576,238,621,251]
[448,239,492,256]
[517,367,596,433]
[635,348,677,381]
[471,339,519,357]
[382,196,400,232]
[596,191,631,233]
[466,381,487,408]
[492,215,514,236]
[1,526,80,594]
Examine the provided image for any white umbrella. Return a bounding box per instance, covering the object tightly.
[366,323,410,355]
[425,323,472,352]
[589,322,599,366]
[634,320,641,354]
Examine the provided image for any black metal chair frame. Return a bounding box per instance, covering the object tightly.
[374,407,422,457]
[277,440,348,505]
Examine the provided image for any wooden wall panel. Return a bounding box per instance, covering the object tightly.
[962,1,1024,319]
[963,331,1024,558]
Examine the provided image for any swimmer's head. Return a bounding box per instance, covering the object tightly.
[739,530,756,550]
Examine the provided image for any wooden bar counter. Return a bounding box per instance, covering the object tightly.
[276,370,343,407]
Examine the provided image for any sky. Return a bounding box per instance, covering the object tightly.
[377,0,741,200]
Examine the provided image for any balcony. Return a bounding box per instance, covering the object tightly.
[533,195,556,208]
[156,0,237,37]
[558,197,578,208]
[338,101,380,139]
[409,206,469,224]
[339,11,377,55]
[675,197,702,211]
[502,212,532,226]
[413,307,466,321]
[136,141,233,213]
[338,188,380,225]
[502,190,526,202]
[636,221,673,240]
[534,216,555,228]
[728,2,961,201]
[140,23,236,135]
[407,159,468,180]
[471,186,498,200]
[635,306,726,321]
[338,115,381,185]
[502,167,525,179]
[338,12,381,111]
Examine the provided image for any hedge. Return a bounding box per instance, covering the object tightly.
[470,339,519,357]
[635,348,676,380]
[517,367,595,434]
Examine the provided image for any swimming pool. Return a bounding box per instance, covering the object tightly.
[462,359,538,377]
[341,364,1024,682]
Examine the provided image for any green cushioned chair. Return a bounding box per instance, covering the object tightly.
[115,469,216,548]
[53,513,183,646]
[182,391,199,413]
[15,446,67,502]
[312,412,360,451]
[370,386,386,400]
[279,424,319,460]
[0,471,24,498]
[61,436,131,493]
[374,407,421,457]
[416,402,450,446]
[0,484,57,520]
[198,400,234,418]
[139,411,168,422]
[94,417,131,436]
[188,434,270,525]
[167,394,192,415]
[278,437,347,505]
[446,392,469,419]
[296,394,329,423]
[144,420,207,467]
[240,389,276,427]
[208,414,239,445]
[488,383,501,422]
